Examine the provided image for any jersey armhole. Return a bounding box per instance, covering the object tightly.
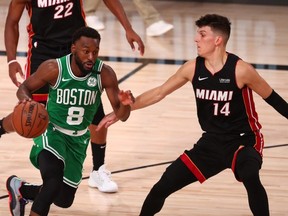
[52,58,62,89]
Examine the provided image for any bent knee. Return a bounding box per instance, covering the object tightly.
[54,198,74,208]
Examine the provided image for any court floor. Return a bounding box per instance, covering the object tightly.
[0,0,287,215]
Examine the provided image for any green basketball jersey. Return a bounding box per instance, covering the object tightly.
[47,54,103,131]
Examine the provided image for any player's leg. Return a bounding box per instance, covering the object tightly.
[84,0,105,30]
[235,146,269,216]
[53,133,86,208]
[132,0,173,36]
[6,150,63,216]
[6,175,40,216]
[30,150,65,215]
[53,183,77,208]
[139,157,198,216]
[132,0,161,26]
[140,134,227,216]
[90,103,107,171]
[88,102,118,193]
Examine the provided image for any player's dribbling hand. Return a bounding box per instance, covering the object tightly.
[17,98,32,105]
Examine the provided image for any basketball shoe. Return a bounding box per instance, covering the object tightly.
[88,165,118,193]
[6,175,28,216]
[86,15,105,31]
[146,20,174,37]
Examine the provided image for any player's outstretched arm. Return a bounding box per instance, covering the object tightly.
[96,61,195,131]
[236,60,288,119]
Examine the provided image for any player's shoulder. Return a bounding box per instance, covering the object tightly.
[235,58,259,87]
[38,59,59,77]
[180,59,197,72]
[101,63,115,74]
[181,59,196,68]
[44,59,58,68]
[38,59,57,68]
[236,59,255,72]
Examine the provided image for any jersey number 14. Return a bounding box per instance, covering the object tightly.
[213,102,231,116]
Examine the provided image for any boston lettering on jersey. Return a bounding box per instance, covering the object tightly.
[196,89,233,101]
[56,88,98,106]
[37,0,71,7]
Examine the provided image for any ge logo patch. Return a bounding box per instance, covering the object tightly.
[87,77,97,87]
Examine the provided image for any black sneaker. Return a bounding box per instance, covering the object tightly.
[6,175,28,216]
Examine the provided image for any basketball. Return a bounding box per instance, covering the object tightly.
[12,100,49,138]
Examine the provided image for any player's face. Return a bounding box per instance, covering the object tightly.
[73,36,100,74]
[194,26,219,57]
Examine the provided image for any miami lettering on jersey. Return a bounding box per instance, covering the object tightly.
[37,0,71,7]
[56,89,98,106]
[196,89,233,101]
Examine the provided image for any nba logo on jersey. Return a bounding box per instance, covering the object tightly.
[87,77,97,87]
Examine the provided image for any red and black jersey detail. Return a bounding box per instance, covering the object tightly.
[26,0,86,45]
[192,53,262,135]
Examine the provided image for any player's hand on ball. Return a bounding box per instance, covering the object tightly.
[12,100,49,138]
[17,97,32,105]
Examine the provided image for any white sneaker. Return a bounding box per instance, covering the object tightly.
[146,20,174,37]
[88,165,118,193]
[86,15,105,31]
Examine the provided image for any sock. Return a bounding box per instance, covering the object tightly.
[91,142,106,171]
[0,118,7,137]
[19,183,42,201]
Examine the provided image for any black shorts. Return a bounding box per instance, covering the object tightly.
[91,103,105,125]
[180,132,263,183]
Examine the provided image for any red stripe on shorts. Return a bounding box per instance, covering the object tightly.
[180,153,206,183]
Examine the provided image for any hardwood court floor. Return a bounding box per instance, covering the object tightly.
[0,0,287,215]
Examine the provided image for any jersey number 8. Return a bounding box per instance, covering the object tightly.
[67,107,84,125]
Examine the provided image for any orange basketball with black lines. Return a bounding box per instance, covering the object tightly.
[12,101,49,138]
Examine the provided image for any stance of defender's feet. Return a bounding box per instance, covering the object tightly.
[88,164,118,193]
[6,175,28,216]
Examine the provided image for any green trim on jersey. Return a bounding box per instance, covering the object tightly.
[47,54,103,131]
[31,54,105,187]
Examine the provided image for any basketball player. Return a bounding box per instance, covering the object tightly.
[97,14,288,216]
[6,26,134,216]
[1,0,144,193]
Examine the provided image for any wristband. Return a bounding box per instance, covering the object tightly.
[7,59,18,65]
[264,90,288,118]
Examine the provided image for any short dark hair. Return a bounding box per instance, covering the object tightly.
[196,14,231,42]
[72,26,101,44]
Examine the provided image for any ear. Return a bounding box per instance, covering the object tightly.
[71,44,76,53]
[215,35,223,46]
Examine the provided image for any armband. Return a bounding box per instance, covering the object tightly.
[264,90,288,119]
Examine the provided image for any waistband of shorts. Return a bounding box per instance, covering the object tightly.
[52,123,88,137]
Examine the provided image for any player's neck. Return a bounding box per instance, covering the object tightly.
[205,51,228,74]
